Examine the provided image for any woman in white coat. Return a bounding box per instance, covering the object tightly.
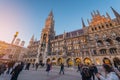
[96,64,119,80]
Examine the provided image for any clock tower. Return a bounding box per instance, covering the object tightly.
[36,11,55,63]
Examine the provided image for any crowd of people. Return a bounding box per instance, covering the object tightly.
[0,60,120,80]
[0,61,24,80]
[45,61,120,80]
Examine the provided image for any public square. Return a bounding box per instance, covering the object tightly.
[0,0,120,80]
[0,66,103,80]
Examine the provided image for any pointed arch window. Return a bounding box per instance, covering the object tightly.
[100,49,106,54]
[111,32,116,37]
[95,34,99,39]
[103,34,106,39]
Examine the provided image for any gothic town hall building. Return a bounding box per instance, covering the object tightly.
[24,7,120,66]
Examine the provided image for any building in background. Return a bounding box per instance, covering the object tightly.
[0,41,9,58]
[0,40,28,62]
[25,7,120,66]
[24,36,39,64]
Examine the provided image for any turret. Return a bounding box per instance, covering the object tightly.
[29,35,34,45]
[81,18,86,28]
[14,38,20,45]
[106,12,111,20]
[91,12,94,17]
[111,7,120,18]
[45,10,54,29]
[96,10,100,15]
[87,19,90,25]
[111,7,120,24]
[20,41,25,47]
[63,30,66,39]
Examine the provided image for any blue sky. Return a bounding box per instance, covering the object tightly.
[0,0,120,47]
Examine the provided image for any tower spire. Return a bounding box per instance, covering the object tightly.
[91,12,94,17]
[31,34,34,41]
[96,10,100,15]
[49,10,53,17]
[87,19,90,25]
[81,18,86,28]
[111,7,120,18]
[106,12,111,20]
[93,10,96,16]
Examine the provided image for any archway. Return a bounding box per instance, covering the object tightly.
[57,58,62,65]
[75,58,81,66]
[30,59,32,63]
[84,58,92,65]
[100,49,107,54]
[106,38,113,45]
[116,37,120,42]
[52,57,56,65]
[27,59,29,62]
[66,58,73,67]
[97,40,104,46]
[109,48,117,54]
[33,59,36,62]
[96,58,100,65]
[46,58,51,63]
[103,57,111,65]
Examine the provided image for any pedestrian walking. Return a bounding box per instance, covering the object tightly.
[35,63,39,71]
[89,64,95,80]
[59,63,64,75]
[77,63,80,72]
[25,63,30,70]
[46,62,51,76]
[10,63,23,80]
[0,63,6,76]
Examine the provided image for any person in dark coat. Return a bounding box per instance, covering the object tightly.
[89,65,95,80]
[25,63,31,70]
[35,63,39,71]
[10,64,22,80]
[0,63,6,76]
[77,63,81,72]
[59,63,64,75]
[81,66,92,80]
[46,62,51,76]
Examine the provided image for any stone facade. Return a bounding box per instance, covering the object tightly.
[25,7,120,66]
[0,41,28,62]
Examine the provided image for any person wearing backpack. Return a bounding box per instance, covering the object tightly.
[96,64,119,80]
[81,66,92,80]
[89,64,95,80]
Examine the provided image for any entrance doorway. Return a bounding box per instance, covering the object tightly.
[84,58,92,65]
[103,57,111,65]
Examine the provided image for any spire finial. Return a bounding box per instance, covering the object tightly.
[97,10,100,15]
[31,34,34,41]
[111,7,120,18]
[93,10,96,15]
[106,12,111,20]
[81,18,86,28]
[49,10,53,17]
[91,12,94,17]
[87,19,90,25]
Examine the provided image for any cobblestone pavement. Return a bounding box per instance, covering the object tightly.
[0,66,104,80]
